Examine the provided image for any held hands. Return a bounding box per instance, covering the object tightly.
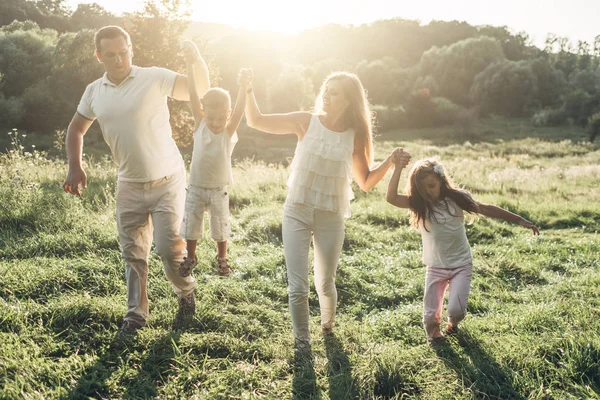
[519,219,540,236]
[238,68,253,89]
[63,166,87,197]
[389,147,411,168]
[180,40,200,63]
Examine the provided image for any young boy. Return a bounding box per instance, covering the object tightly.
[179,40,247,277]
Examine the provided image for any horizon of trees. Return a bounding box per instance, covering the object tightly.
[1,0,600,145]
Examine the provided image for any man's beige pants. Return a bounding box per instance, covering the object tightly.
[116,168,195,326]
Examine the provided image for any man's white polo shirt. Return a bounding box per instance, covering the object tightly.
[77,66,184,182]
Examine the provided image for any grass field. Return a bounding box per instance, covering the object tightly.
[1,120,599,399]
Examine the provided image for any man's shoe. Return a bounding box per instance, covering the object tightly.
[179,292,196,315]
[174,292,196,329]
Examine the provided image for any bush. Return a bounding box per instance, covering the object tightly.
[0,94,24,128]
[432,96,466,125]
[532,108,568,126]
[563,89,599,127]
[587,111,600,142]
[372,104,406,132]
[470,59,537,117]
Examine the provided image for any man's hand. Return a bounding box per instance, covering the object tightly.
[180,40,200,64]
[63,166,87,197]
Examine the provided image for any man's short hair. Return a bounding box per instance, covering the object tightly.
[95,26,131,52]
[201,88,231,110]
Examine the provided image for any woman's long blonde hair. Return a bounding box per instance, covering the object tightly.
[314,72,374,163]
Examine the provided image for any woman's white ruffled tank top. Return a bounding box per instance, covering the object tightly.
[286,115,355,217]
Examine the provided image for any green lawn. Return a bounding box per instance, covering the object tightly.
[1,121,599,399]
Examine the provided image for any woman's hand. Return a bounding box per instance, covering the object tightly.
[389,148,411,168]
[238,68,253,89]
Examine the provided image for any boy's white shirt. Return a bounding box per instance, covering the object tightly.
[420,198,472,269]
[188,119,238,188]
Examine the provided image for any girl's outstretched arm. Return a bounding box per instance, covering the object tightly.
[386,151,411,208]
[475,203,540,235]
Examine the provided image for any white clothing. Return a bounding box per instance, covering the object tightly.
[420,198,472,269]
[188,120,238,188]
[180,186,230,242]
[77,66,183,182]
[282,202,345,342]
[286,115,355,218]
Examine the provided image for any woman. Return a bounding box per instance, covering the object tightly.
[240,69,409,348]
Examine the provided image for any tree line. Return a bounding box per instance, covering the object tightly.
[1,0,600,145]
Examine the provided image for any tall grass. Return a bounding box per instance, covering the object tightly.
[1,122,599,399]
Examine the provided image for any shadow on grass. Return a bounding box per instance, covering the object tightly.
[292,346,320,400]
[67,329,181,400]
[324,333,358,400]
[434,330,524,399]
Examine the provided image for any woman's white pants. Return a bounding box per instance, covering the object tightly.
[282,202,345,342]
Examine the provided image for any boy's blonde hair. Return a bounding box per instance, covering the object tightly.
[202,88,231,110]
[406,158,478,231]
[313,72,374,164]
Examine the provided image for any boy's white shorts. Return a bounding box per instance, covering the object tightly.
[180,185,230,242]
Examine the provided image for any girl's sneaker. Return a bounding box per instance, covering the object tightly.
[179,257,198,277]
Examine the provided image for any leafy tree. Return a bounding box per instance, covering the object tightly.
[419,36,505,106]
[126,0,191,70]
[479,26,538,61]
[267,64,314,113]
[307,58,352,94]
[471,60,538,117]
[562,89,599,126]
[356,57,401,104]
[0,21,57,97]
[587,111,600,142]
[0,92,24,129]
[529,58,566,108]
[126,0,208,145]
[35,0,70,17]
[69,3,119,31]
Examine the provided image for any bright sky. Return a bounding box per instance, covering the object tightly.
[68,0,599,48]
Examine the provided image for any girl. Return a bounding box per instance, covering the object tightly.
[240,69,408,348]
[386,157,539,344]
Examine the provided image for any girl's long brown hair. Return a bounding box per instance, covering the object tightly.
[406,159,478,231]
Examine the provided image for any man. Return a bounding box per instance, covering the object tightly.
[63,26,210,332]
